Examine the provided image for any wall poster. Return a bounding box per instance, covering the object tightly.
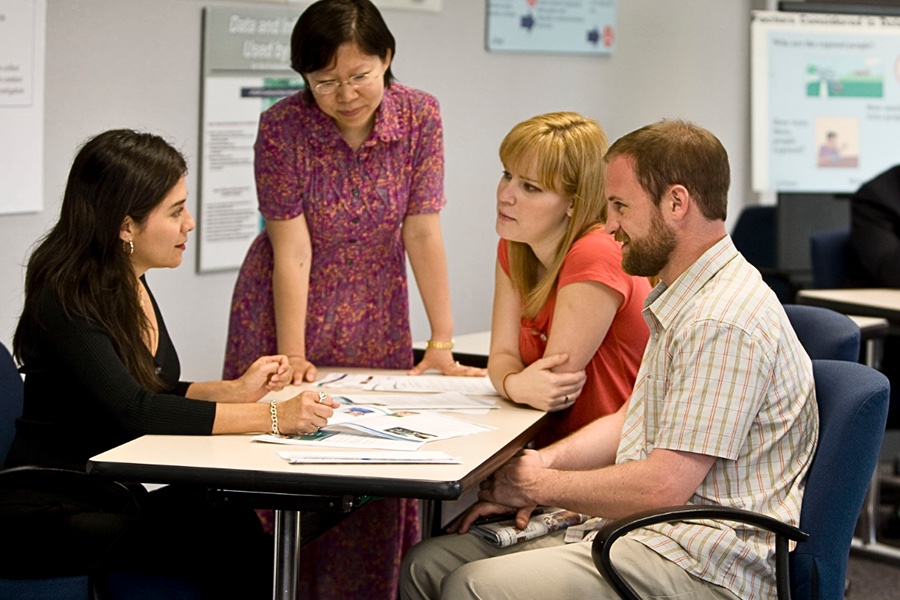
[199,5,306,272]
[486,0,616,55]
[0,0,45,215]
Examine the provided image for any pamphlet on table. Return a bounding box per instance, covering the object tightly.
[254,403,494,450]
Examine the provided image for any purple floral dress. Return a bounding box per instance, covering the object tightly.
[224,84,446,600]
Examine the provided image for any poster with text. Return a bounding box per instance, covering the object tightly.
[199,5,305,272]
[0,0,45,215]
[752,10,900,193]
[486,0,616,55]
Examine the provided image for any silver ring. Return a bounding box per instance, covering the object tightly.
[317,391,328,404]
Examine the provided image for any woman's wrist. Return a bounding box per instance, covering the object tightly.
[501,371,517,400]
[425,338,455,351]
[269,400,281,435]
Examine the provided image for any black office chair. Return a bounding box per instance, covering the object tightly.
[731,205,795,302]
[0,341,201,599]
[783,304,860,362]
[809,227,851,289]
[591,359,890,600]
[1,341,127,598]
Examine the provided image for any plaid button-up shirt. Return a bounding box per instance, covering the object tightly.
[617,235,818,600]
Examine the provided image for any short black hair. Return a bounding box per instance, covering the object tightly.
[291,0,396,100]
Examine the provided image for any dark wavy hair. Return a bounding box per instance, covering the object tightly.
[291,0,396,101]
[14,129,187,390]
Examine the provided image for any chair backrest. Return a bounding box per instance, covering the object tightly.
[809,227,850,289]
[732,205,777,269]
[783,304,860,362]
[0,341,24,466]
[790,359,889,600]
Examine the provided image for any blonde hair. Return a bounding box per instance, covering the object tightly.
[499,112,609,318]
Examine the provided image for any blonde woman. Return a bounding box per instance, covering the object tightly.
[489,112,651,445]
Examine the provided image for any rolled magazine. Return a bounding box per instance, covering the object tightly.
[469,507,589,548]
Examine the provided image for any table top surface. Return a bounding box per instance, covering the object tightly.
[797,288,900,321]
[88,370,545,502]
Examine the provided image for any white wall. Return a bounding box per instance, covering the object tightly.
[0,0,761,380]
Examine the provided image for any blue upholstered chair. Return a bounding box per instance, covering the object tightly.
[809,227,851,289]
[591,359,890,600]
[783,304,860,362]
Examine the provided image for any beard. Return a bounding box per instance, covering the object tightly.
[617,209,676,277]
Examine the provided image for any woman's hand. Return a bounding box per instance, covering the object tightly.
[408,347,487,377]
[503,354,585,411]
[233,355,293,403]
[287,355,318,384]
[276,390,338,434]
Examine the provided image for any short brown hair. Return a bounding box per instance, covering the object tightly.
[605,119,729,221]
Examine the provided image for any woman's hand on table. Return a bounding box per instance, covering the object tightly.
[287,355,318,384]
[278,390,338,434]
[408,347,487,377]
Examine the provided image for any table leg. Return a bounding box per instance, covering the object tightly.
[273,509,301,600]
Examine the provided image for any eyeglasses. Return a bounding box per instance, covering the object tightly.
[313,72,378,96]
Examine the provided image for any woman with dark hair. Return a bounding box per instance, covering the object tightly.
[8,129,333,598]
[224,1,477,597]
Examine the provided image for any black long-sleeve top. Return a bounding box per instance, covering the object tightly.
[6,279,216,471]
[850,165,900,288]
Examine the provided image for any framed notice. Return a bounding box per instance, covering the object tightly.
[0,0,45,215]
[198,5,306,272]
[486,0,616,55]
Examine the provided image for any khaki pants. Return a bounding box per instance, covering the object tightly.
[400,530,741,600]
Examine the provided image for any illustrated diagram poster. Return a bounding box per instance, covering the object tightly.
[199,5,306,272]
[0,0,45,215]
[752,10,900,193]
[486,0,616,55]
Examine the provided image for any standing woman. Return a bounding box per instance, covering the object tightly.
[223,0,478,597]
[489,112,651,447]
[8,129,333,597]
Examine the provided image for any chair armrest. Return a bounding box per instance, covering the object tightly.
[590,505,808,600]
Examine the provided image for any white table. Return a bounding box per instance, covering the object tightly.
[797,288,900,322]
[88,371,546,600]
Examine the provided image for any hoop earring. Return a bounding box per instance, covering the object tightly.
[124,240,134,255]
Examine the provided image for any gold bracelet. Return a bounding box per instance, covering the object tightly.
[426,338,455,350]
[269,400,281,435]
[501,371,516,399]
